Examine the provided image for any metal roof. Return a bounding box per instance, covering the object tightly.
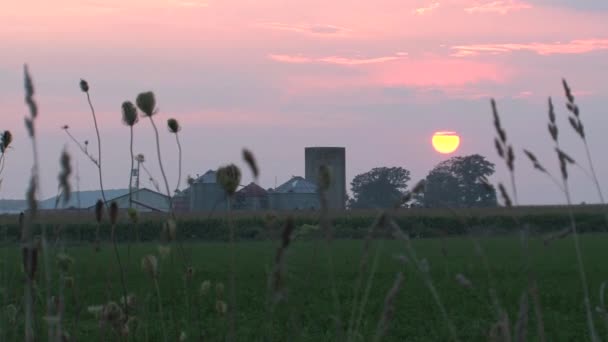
[236,182,268,197]
[273,176,317,194]
[195,170,217,184]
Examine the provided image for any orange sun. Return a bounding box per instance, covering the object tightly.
[432,131,461,154]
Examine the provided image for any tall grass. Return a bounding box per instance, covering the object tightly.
[3,69,607,341]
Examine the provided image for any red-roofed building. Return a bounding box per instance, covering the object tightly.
[234,182,269,211]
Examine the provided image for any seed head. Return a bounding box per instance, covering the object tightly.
[56,253,74,273]
[455,273,473,288]
[24,65,38,119]
[200,280,211,296]
[506,145,515,171]
[79,79,89,93]
[121,101,138,126]
[0,131,12,153]
[548,123,558,142]
[215,300,228,315]
[58,149,72,204]
[217,164,241,195]
[136,91,157,117]
[120,294,137,311]
[157,245,171,259]
[498,183,512,207]
[141,255,158,279]
[110,201,118,225]
[494,138,504,158]
[101,301,124,326]
[215,282,225,297]
[242,148,259,179]
[95,200,104,223]
[523,149,546,173]
[548,97,556,124]
[167,118,180,133]
[562,79,574,103]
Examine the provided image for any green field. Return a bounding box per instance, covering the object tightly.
[1,234,607,341]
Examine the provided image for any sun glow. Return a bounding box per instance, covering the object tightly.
[432,131,460,154]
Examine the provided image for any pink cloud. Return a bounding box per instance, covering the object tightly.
[370,58,508,87]
[269,53,407,66]
[452,38,608,56]
[413,2,440,15]
[464,0,532,14]
[257,22,351,37]
[268,54,314,64]
[279,58,509,97]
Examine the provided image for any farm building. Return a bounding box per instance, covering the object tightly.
[41,188,170,212]
[88,188,170,212]
[173,187,191,212]
[189,170,230,212]
[268,176,319,211]
[233,182,269,211]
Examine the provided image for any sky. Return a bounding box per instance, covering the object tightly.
[1,0,607,205]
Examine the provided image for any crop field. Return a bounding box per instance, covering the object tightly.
[1,233,607,341]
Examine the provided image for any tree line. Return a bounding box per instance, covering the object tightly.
[348,154,497,209]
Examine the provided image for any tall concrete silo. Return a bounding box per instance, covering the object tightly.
[305,147,346,210]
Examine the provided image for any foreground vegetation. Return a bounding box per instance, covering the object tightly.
[1,236,607,341]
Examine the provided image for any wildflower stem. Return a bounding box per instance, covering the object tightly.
[227,196,237,342]
[154,279,168,342]
[562,181,599,342]
[85,92,107,207]
[111,224,129,322]
[148,116,173,213]
[175,133,182,193]
[129,126,134,207]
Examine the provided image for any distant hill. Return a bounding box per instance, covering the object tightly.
[0,199,27,214]
[0,189,131,213]
[39,189,130,209]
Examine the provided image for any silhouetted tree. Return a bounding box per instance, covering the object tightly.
[416,154,497,208]
[349,167,411,209]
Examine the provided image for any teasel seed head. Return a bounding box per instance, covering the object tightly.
[0,131,12,153]
[141,255,158,279]
[121,101,138,126]
[200,280,211,296]
[136,91,157,117]
[215,300,228,315]
[167,118,180,133]
[217,164,241,195]
[95,199,104,223]
[79,79,89,93]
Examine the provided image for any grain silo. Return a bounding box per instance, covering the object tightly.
[305,147,346,210]
[190,170,230,212]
